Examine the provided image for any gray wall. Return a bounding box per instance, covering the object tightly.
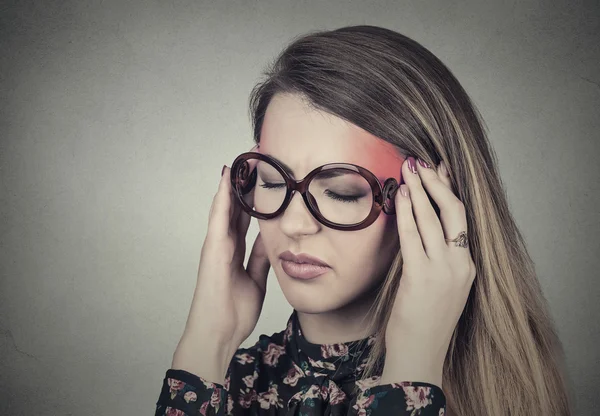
[1,1,598,414]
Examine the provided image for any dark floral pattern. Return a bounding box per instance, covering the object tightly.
[156,310,446,415]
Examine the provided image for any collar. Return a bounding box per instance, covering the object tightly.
[283,309,383,384]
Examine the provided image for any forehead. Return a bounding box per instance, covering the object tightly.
[259,93,403,178]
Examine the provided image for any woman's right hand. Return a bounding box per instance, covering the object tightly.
[171,145,270,383]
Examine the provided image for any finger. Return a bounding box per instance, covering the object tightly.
[237,185,254,236]
[436,160,453,191]
[223,166,242,239]
[229,169,240,231]
[224,165,247,266]
[232,187,254,267]
[395,181,428,269]
[207,165,234,243]
[246,232,271,293]
[420,159,468,231]
[414,158,463,225]
[232,157,258,237]
[402,157,446,259]
[207,175,221,226]
[231,158,258,264]
[434,160,471,260]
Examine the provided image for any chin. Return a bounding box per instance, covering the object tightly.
[278,281,351,315]
[287,302,336,315]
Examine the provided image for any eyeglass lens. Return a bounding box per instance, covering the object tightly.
[235,157,374,226]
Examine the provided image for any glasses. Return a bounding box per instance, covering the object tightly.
[229,152,400,231]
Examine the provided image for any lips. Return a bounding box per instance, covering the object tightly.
[280,259,330,280]
[278,250,330,267]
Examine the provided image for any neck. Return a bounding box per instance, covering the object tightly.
[296,283,380,345]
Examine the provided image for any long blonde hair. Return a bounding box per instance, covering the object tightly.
[248,25,573,415]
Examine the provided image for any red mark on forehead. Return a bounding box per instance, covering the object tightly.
[358,145,406,185]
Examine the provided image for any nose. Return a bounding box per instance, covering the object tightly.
[278,190,321,237]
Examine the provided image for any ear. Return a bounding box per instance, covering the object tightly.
[382,178,399,215]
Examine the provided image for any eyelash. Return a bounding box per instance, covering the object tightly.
[259,183,360,203]
[324,190,359,203]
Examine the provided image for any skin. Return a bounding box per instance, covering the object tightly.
[256,92,406,345]
[182,90,473,390]
[380,131,476,388]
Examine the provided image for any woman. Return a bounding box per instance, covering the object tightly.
[155,25,572,415]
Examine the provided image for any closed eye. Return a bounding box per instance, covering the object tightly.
[324,190,360,203]
[261,182,362,203]
[260,182,286,189]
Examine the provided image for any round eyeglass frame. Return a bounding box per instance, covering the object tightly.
[230,152,400,231]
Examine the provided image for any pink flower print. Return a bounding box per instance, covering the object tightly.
[235,352,256,365]
[321,343,349,358]
[226,394,234,414]
[352,392,375,415]
[367,335,376,346]
[308,356,336,370]
[303,384,323,400]
[258,383,283,409]
[201,378,218,389]
[199,401,209,416]
[168,378,185,390]
[439,409,445,415]
[288,390,303,405]
[210,387,222,408]
[239,388,258,408]
[263,342,286,366]
[165,407,186,416]
[402,385,432,410]
[168,378,185,399]
[183,391,197,403]
[224,374,230,391]
[283,362,303,386]
[355,360,367,373]
[242,370,258,388]
[390,381,412,389]
[320,384,329,400]
[284,319,293,342]
[327,381,347,405]
[355,376,380,390]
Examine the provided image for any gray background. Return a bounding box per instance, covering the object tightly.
[1,0,598,414]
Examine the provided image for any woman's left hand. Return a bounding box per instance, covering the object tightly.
[379,156,477,389]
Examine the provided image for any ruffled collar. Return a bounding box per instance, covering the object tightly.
[283,309,383,385]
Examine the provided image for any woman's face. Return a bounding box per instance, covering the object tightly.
[257,93,406,314]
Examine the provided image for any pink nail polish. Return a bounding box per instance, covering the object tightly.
[417,158,430,169]
[407,157,417,174]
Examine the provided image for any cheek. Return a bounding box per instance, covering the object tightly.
[257,220,279,254]
[379,208,399,239]
[351,217,399,271]
[335,224,391,265]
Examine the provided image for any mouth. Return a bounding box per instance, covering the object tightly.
[278,250,331,280]
[278,250,330,267]
[280,259,330,280]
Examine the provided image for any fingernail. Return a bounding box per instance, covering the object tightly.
[400,184,409,197]
[417,158,431,169]
[407,157,418,174]
[221,165,227,177]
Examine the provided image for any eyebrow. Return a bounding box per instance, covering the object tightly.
[262,153,295,175]
[261,152,385,182]
[262,153,347,178]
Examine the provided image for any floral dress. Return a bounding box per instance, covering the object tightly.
[155,309,446,415]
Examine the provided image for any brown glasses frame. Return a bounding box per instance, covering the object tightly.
[230,152,400,231]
